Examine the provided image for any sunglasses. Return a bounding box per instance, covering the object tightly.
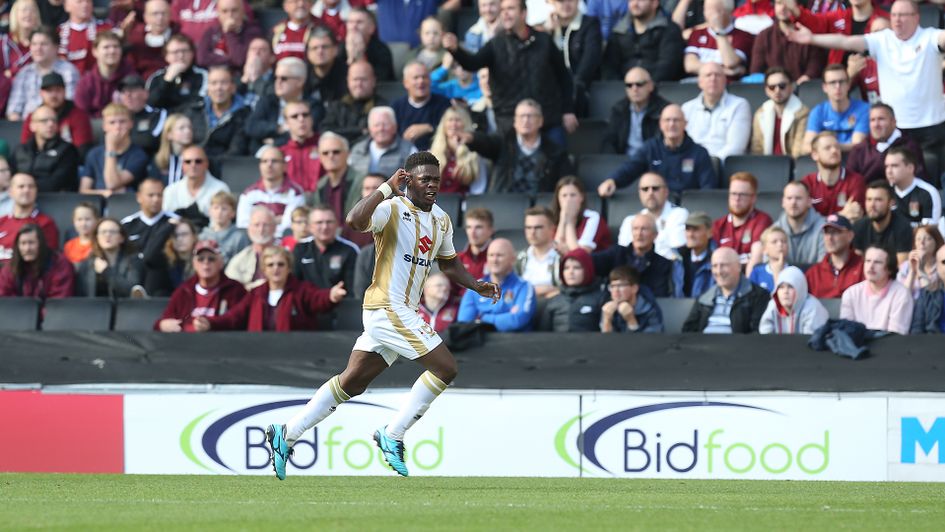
[766,82,789,91]
[625,81,648,88]
[183,158,204,165]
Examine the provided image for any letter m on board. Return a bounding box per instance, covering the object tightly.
[418,236,433,254]
[901,417,945,464]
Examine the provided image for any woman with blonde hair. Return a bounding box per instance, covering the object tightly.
[1,0,40,78]
[429,106,487,194]
[150,114,194,186]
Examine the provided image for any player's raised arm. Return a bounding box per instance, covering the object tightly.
[438,255,501,304]
[346,169,407,232]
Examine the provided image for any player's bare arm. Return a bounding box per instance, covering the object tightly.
[346,168,407,232]
[438,255,501,304]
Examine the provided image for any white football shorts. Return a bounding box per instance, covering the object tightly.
[352,307,443,365]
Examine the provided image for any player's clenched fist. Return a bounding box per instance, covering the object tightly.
[475,281,501,304]
[385,168,408,196]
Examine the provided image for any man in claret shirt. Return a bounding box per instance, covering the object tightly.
[802,132,866,219]
[683,0,754,81]
[19,71,94,154]
[277,100,321,191]
[712,171,773,266]
[272,0,322,61]
[847,103,927,185]
[195,0,263,70]
[57,0,113,74]
[125,0,175,79]
[311,0,348,41]
[74,31,136,117]
[455,207,494,295]
[0,173,60,263]
[805,213,864,299]
[170,0,254,45]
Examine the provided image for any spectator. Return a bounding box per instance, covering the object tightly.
[37,0,67,28]
[847,17,888,104]
[293,205,358,291]
[853,180,912,264]
[552,175,611,253]
[758,265,829,334]
[428,106,488,194]
[791,0,945,160]
[183,65,250,158]
[195,244,344,331]
[405,17,446,71]
[18,70,93,153]
[121,177,177,292]
[772,181,826,266]
[150,113,193,186]
[464,0,500,53]
[198,190,249,261]
[276,100,321,191]
[146,34,208,112]
[161,217,198,289]
[339,7,394,81]
[897,226,943,299]
[713,171,773,265]
[469,67,496,133]
[10,103,80,192]
[304,27,346,105]
[195,0,262,70]
[280,205,310,252]
[63,201,98,263]
[601,0,684,82]
[603,66,668,156]
[374,0,438,46]
[749,0,825,83]
[236,146,305,236]
[600,264,664,332]
[789,0,887,66]
[79,103,150,196]
[73,31,132,117]
[319,60,386,143]
[885,146,941,228]
[801,132,866,220]
[598,104,717,197]
[847,102,926,186]
[162,144,230,218]
[340,173,383,248]
[171,0,254,44]
[674,211,716,298]
[803,65,869,153]
[805,213,864,299]
[747,225,789,292]
[455,207,494,294]
[515,205,561,298]
[443,0,578,142]
[226,205,277,290]
[680,62,750,161]
[1,0,41,79]
[348,106,418,177]
[458,237,536,331]
[587,0,627,41]
[310,0,347,41]
[125,0,174,79]
[419,272,459,333]
[617,171,689,260]
[57,0,113,73]
[840,245,913,334]
[75,217,146,297]
[8,28,80,120]
[460,99,574,194]
[683,0,754,81]
[118,74,166,156]
[392,61,451,151]
[540,0,602,116]
[539,248,603,331]
[245,57,312,152]
[271,0,320,61]
[239,37,275,106]
[750,66,809,158]
[0,157,10,217]
[311,132,365,225]
[0,173,59,262]
[430,64,484,108]
[671,0,706,38]
[682,246,769,333]
[910,244,945,334]
[155,239,247,331]
[0,223,74,298]
[592,211,674,296]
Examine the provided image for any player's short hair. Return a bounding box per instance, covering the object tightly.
[811,131,837,151]
[405,151,439,173]
[94,30,121,48]
[307,25,337,46]
[138,177,164,191]
[865,244,898,278]
[886,145,917,167]
[291,205,311,221]
[465,207,494,227]
[866,179,894,199]
[72,201,100,219]
[764,67,790,84]
[30,27,58,46]
[310,204,337,221]
[822,63,848,79]
[165,33,195,54]
[610,265,641,285]
[210,190,237,210]
[261,245,293,267]
[524,205,554,224]
[102,103,132,120]
[760,225,787,245]
[870,102,895,118]
[729,171,758,193]
[784,180,810,196]
[319,131,349,152]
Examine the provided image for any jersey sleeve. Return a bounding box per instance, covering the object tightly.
[436,214,457,259]
[368,200,394,233]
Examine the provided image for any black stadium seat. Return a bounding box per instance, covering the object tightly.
[376,81,407,102]
[723,154,792,192]
[793,156,817,180]
[680,189,728,220]
[533,191,603,214]
[587,81,625,120]
[797,79,825,110]
[333,298,364,331]
[255,8,286,35]
[42,298,113,331]
[37,193,104,246]
[464,193,531,231]
[604,192,644,232]
[219,156,259,194]
[656,298,694,334]
[821,298,842,320]
[656,82,700,105]
[389,43,411,80]
[755,191,782,219]
[113,298,170,331]
[0,298,40,330]
[493,228,528,252]
[568,119,609,156]
[576,154,626,191]
[727,83,767,114]
[0,120,22,145]
[106,193,140,221]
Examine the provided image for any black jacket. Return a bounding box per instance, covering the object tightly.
[304,59,347,106]
[602,12,684,81]
[557,15,603,116]
[602,94,669,154]
[467,130,575,194]
[452,27,574,126]
[183,98,251,158]
[539,284,603,332]
[320,93,388,143]
[337,37,395,81]
[910,288,945,334]
[244,93,323,153]
[591,245,675,297]
[11,135,80,192]
[131,106,166,156]
[75,250,146,298]
[293,238,358,294]
[682,277,769,333]
[121,211,177,296]
[146,66,209,112]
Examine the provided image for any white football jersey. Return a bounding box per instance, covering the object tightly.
[363,197,456,311]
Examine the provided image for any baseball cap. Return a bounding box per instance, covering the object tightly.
[823,214,853,231]
[40,72,65,90]
[684,211,712,229]
[119,74,146,91]
[193,240,222,256]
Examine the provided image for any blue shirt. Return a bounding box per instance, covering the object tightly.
[585,0,628,40]
[806,99,870,145]
[391,94,451,151]
[939,292,945,332]
[375,0,440,46]
[430,66,482,104]
[457,271,536,332]
[80,144,150,192]
[749,263,776,293]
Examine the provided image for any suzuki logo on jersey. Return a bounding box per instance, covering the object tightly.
[418,236,433,254]
[403,254,434,267]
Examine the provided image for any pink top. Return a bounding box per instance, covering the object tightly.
[839,279,914,335]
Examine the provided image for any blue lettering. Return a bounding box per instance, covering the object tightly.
[402,254,432,267]
[901,417,945,464]
[624,429,650,472]
[245,427,269,470]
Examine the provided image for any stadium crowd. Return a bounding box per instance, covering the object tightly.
[1,0,944,335]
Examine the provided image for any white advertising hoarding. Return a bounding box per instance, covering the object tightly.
[888,397,945,482]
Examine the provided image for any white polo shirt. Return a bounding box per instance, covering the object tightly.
[617,203,690,260]
[864,27,945,129]
[681,91,752,161]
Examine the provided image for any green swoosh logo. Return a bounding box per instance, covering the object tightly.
[555,413,591,475]
[180,410,216,472]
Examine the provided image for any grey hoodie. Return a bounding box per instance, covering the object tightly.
[773,209,826,266]
[759,266,829,334]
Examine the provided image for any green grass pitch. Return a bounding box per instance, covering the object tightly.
[2,474,944,531]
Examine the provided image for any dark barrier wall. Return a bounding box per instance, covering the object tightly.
[3,332,944,392]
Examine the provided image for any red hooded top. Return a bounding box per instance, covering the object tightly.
[560,248,597,287]
[154,274,247,331]
[205,275,335,331]
[0,252,75,298]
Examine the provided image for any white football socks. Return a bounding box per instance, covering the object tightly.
[285,375,350,446]
[385,371,448,441]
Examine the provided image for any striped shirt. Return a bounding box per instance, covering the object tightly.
[703,288,735,334]
[236,179,305,236]
[7,60,80,117]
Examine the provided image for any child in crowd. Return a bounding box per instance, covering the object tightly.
[431,54,482,105]
[759,266,829,334]
[406,17,446,71]
[280,205,311,252]
[539,249,601,332]
[63,202,99,264]
[600,265,664,333]
[198,191,249,262]
[749,226,790,293]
